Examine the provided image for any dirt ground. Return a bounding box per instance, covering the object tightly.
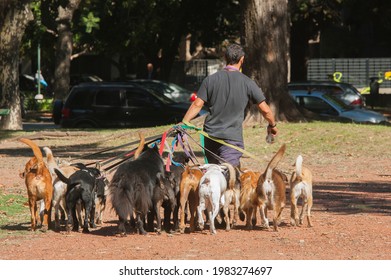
[0,128,390,260]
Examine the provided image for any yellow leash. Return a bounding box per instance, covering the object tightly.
[181,120,262,162]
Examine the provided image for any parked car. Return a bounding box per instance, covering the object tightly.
[288,81,365,107]
[70,74,103,87]
[289,90,387,124]
[130,79,197,103]
[57,82,206,128]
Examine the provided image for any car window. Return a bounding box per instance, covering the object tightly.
[299,96,338,115]
[68,89,95,109]
[125,89,153,106]
[96,89,121,106]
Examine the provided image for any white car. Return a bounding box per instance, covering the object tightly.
[289,90,387,124]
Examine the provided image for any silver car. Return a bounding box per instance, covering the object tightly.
[288,81,365,107]
[289,90,387,124]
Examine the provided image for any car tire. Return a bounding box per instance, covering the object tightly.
[52,99,63,125]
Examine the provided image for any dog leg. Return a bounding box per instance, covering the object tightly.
[28,197,37,231]
[244,207,253,230]
[210,203,221,235]
[188,191,199,232]
[197,199,206,231]
[273,204,285,232]
[290,193,299,226]
[81,193,93,233]
[179,187,191,233]
[155,200,163,234]
[259,204,269,229]
[306,195,313,227]
[41,196,52,231]
[136,213,147,235]
[115,215,129,236]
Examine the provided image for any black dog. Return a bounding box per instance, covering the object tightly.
[147,171,177,234]
[54,165,105,233]
[109,142,166,235]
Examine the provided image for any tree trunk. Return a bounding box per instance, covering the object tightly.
[241,0,303,125]
[0,0,33,130]
[53,0,81,100]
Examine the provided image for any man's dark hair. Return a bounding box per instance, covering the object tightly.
[225,43,245,65]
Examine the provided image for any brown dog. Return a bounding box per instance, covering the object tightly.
[239,170,261,229]
[254,144,286,231]
[178,165,203,233]
[290,155,313,227]
[19,138,53,231]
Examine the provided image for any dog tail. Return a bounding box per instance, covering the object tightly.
[265,143,286,172]
[43,147,59,179]
[294,155,303,181]
[54,168,71,185]
[109,174,140,222]
[134,131,145,159]
[221,162,237,190]
[19,138,45,174]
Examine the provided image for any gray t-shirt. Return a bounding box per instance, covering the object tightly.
[197,69,266,142]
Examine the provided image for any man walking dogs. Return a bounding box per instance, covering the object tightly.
[182,43,278,168]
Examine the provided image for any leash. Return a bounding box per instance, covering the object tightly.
[180,121,263,163]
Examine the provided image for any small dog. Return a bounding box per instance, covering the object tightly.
[238,170,261,229]
[54,165,105,233]
[148,171,177,234]
[197,164,227,234]
[290,155,313,227]
[43,146,80,231]
[197,163,236,234]
[19,138,53,231]
[219,163,239,231]
[255,144,287,231]
[178,165,203,233]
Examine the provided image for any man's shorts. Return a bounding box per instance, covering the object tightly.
[203,137,244,168]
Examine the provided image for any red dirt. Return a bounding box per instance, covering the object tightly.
[0,135,390,261]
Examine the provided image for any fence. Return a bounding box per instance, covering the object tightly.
[307,58,391,92]
[170,59,223,91]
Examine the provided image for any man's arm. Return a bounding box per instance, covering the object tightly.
[182,98,205,123]
[258,101,278,136]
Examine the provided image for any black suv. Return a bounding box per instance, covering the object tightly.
[57,82,204,128]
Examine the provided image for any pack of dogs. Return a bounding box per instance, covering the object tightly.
[18,133,314,236]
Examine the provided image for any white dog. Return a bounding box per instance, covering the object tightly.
[43,147,80,231]
[290,155,313,227]
[197,164,227,235]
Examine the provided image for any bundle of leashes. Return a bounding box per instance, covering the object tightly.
[72,120,263,173]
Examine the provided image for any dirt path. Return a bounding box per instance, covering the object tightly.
[0,132,390,260]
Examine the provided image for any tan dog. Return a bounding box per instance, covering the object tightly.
[290,155,313,227]
[178,165,203,233]
[254,144,286,231]
[238,170,261,229]
[19,138,53,231]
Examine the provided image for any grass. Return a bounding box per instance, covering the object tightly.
[0,191,30,237]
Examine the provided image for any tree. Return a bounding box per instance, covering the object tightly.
[53,0,81,100]
[0,0,34,130]
[241,0,303,124]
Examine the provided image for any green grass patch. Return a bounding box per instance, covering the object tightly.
[0,191,29,237]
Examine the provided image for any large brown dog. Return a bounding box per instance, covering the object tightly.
[254,144,287,231]
[19,138,53,231]
[178,165,203,233]
[290,155,313,227]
